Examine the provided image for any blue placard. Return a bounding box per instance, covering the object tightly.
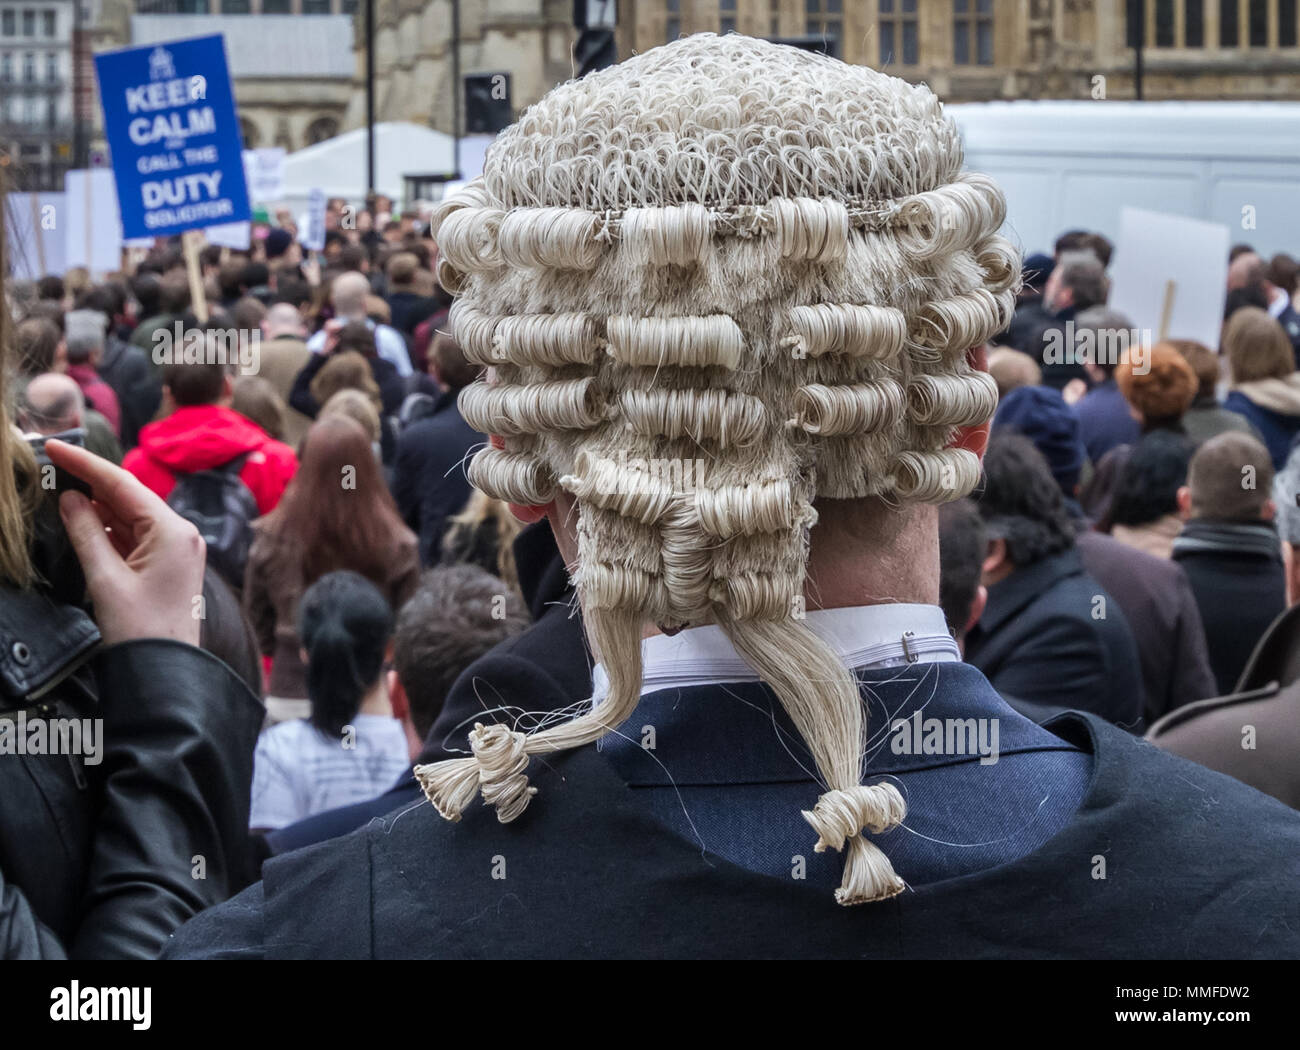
[94,34,250,239]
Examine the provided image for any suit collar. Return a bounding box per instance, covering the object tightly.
[978,547,1083,636]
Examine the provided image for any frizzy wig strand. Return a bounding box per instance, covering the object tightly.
[415,33,1018,906]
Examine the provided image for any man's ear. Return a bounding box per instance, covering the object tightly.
[964,584,987,636]
[220,373,234,403]
[1176,484,1192,519]
[1261,497,1277,522]
[981,537,1008,580]
[1286,542,1300,607]
[488,432,553,524]
[387,669,408,721]
[949,344,991,460]
[508,500,551,525]
[387,670,423,761]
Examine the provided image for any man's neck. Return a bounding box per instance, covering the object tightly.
[804,498,939,609]
[358,682,392,717]
[637,500,940,639]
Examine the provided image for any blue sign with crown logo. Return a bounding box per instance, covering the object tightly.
[94,34,251,239]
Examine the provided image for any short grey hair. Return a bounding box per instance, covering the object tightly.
[1074,306,1135,374]
[63,309,106,364]
[1056,251,1108,311]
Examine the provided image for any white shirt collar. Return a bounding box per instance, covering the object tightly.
[1269,286,1290,318]
[591,603,959,701]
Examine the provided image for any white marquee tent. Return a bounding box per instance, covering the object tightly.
[279,123,493,212]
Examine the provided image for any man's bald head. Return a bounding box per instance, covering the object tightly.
[19,372,85,435]
[330,271,370,319]
[1227,251,1269,293]
[262,302,307,340]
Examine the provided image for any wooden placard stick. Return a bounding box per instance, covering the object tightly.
[182,229,209,324]
[29,193,46,275]
[1158,278,1176,342]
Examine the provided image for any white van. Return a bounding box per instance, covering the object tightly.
[948,100,1300,259]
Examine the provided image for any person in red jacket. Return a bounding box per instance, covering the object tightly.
[124,354,297,515]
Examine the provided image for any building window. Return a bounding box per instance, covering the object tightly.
[880,0,919,65]
[261,0,290,11]
[342,0,358,12]
[1249,0,1267,44]
[1133,0,1206,47]
[136,1,211,11]
[45,52,56,80]
[1186,0,1205,45]
[42,9,54,36]
[954,0,994,64]
[22,52,35,81]
[721,0,736,34]
[807,0,843,41]
[666,0,679,41]
[1211,0,1287,46]
[302,0,331,12]
[1,11,13,35]
[305,115,339,144]
[1219,0,1238,43]
[0,54,11,81]
[239,117,259,149]
[221,0,251,12]
[22,10,35,36]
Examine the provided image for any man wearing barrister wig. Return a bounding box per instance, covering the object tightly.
[169,34,1300,959]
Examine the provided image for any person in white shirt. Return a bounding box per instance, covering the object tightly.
[306,270,413,377]
[250,570,409,831]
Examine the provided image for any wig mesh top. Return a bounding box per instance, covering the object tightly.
[484,33,965,211]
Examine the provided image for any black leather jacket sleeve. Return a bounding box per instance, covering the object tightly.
[67,640,263,960]
[0,869,67,958]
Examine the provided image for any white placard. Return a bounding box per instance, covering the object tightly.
[5,191,67,280]
[243,148,286,204]
[206,220,252,250]
[63,169,123,274]
[1108,207,1231,351]
[300,187,326,252]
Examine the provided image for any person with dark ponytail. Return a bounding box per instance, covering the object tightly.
[249,571,409,831]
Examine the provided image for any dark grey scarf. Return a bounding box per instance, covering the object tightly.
[1172,518,1281,559]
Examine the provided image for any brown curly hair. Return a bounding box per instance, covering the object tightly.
[1116,341,1197,428]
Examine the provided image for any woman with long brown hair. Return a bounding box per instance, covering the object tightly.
[243,413,419,723]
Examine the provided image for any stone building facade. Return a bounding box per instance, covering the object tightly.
[346,0,574,135]
[92,0,353,151]
[618,0,1300,102]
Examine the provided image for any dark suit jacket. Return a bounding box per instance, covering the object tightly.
[166,668,1300,958]
[965,546,1144,729]
[391,390,483,566]
[1172,527,1286,696]
[1075,530,1215,724]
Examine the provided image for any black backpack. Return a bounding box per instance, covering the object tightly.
[166,453,258,589]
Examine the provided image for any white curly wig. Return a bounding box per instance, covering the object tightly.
[416,33,1018,905]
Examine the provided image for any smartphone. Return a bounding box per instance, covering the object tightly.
[27,429,93,497]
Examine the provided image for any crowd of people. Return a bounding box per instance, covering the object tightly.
[961,231,1300,744]
[2,32,1298,960]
